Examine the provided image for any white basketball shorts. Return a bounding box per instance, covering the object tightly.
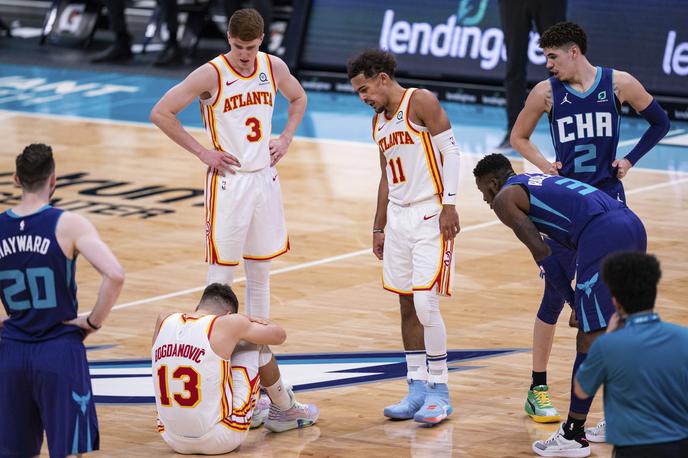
[204,166,289,265]
[382,199,455,296]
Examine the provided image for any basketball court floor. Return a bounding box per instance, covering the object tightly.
[1,63,687,457]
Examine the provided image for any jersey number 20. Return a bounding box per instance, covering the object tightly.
[0,268,57,311]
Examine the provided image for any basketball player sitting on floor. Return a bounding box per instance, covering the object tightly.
[151,283,319,455]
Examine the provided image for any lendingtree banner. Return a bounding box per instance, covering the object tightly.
[300,0,687,97]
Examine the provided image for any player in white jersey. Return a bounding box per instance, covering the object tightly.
[150,8,307,422]
[152,283,319,454]
[348,50,462,425]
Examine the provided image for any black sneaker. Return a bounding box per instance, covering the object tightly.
[91,44,133,63]
[153,43,183,67]
[496,132,512,150]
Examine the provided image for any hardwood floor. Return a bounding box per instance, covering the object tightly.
[1,113,686,457]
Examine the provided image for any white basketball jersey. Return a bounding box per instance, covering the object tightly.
[373,88,444,206]
[201,52,277,172]
[152,314,261,437]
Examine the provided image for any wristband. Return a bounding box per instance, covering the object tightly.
[86,315,101,330]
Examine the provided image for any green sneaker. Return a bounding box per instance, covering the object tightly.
[524,385,561,423]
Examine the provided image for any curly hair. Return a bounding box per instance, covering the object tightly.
[16,143,55,192]
[539,22,587,55]
[602,252,661,314]
[347,49,397,80]
[472,153,514,179]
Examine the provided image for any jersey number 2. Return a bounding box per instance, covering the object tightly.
[574,144,597,173]
[245,117,262,142]
[157,365,201,408]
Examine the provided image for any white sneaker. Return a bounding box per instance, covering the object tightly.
[250,395,270,429]
[532,422,591,457]
[585,419,606,443]
[264,389,319,433]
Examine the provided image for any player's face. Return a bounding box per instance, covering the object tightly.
[476,175,500,209]
[351,73,387,114]
[543,46,574,81]
[227,35,264,71]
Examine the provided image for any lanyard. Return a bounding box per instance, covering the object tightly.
[625,312,660,326]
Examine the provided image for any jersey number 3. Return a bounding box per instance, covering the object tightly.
[245,117,262,142]
[157,365,201,408]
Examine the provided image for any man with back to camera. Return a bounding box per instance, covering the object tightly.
[574,252,688,458]
[0,143,125,457]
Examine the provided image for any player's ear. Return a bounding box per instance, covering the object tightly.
[13,173,20,188]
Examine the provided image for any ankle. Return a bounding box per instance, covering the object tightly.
[563,416,586,439]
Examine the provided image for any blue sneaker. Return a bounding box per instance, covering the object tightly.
[413,382,453,425]
[383,379,426,419]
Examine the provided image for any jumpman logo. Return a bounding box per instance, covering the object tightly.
[561,93,572,105]
[576,272,599,298]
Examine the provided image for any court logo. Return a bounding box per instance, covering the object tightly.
[561,93,572,105]
[597,91,608,102]
[87,349,523,404]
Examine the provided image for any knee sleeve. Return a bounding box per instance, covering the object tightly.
[413,290,441,326]
[258,345,273,367]
[413,290,447,358]
[245,260,271,318]
[207,264,236,286]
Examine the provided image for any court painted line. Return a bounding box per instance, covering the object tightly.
[1,109,686,176]
[80,173,688,316]
[80,217,507,316]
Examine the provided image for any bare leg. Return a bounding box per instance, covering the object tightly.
[532,318,556,372]
[400,295,424,351]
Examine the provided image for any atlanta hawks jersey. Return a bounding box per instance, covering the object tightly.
[373,88,444,206]
[152,313,260,438]
[200,52,277,172]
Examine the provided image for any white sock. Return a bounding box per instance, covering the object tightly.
[405,351,428,381]
[244,260,271,318]
[427,353,448,385]
[263,377,293,410]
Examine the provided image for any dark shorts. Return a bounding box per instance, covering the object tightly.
[614,438,688,458]
[575,208,647,332]
[537,179,626,323]
[0,335,99,458]
[537,238,576,324]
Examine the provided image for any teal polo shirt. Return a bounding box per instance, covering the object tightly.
[576,312,688,446]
